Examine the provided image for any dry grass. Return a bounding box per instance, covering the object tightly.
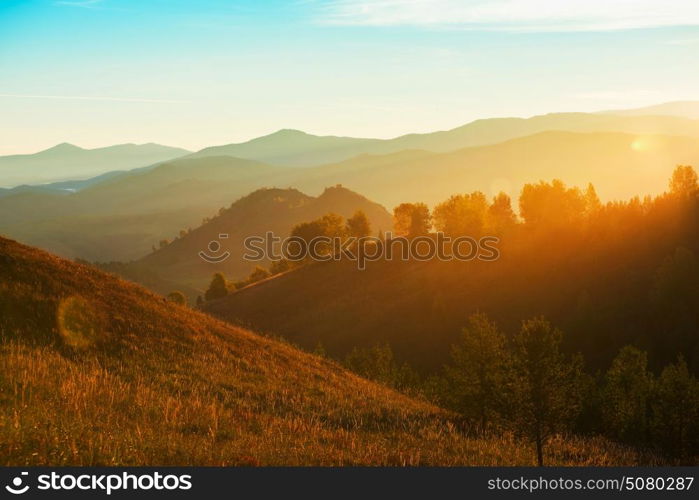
[0,236,652,466]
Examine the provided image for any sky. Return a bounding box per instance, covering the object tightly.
[1,0,699,154]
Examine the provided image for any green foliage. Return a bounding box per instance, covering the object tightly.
[204,272,228,301]
[601,346,652,444]
[392,202,431,237]
[669,165,699,198]
[519,179,588,227]
[247,266,270,284]
[344,343,418,390]
[269,258,293,275]
[444,313,508,430]
[433,192,488,237]
[486,192,517,234]
[166,291,187,306]
[290,212,347,258]
[346,210,371,238]
[650,356,699,459]
[506,317,584,466]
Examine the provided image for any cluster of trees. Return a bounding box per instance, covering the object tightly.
[289,210,372,257]
[440,313,699,464]
[391,181,603,238]
[201,266,272,303]
[345,312,699,465]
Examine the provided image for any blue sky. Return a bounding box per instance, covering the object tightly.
[1,0,699,153]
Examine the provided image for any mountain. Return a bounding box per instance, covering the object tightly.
[134,185,392,294]
[0,236,638,465]
[2,130,699,262]
[602,101,699,120]
[0,156,287,261]
[0,142,190,187]
[189,129,382,166]
[188,112,699,167]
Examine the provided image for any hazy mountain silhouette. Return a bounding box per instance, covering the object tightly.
[2,131,699,262]
[188,111,699,167]
[601,101,699,120]
[0,142,190,187]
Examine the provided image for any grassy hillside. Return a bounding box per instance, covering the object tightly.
[135,185,392,293]
[0,142,190,187]
[0,236,644,465]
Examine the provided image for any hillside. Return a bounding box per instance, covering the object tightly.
[203,189,699,375]
[0,236,641,465]
[135,185,392,293]
[0,142,190,187]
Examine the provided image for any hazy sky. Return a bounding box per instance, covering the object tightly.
[1,0,699,154]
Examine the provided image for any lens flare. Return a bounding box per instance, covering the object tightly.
[56,296,102,348]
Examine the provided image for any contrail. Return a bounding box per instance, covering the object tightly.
[0,93,189,104]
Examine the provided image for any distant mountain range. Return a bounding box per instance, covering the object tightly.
[4,101,698,190]
[188,107,699,167]
[601,101,699,120]
[0,142,191,187]
[2,102,699,267]
[3,129,699,264]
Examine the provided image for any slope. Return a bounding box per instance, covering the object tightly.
[203,188,699,375]
[0,236,639,465]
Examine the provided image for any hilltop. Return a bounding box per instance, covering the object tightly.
[0,236,641,465]
[131,185,392,293]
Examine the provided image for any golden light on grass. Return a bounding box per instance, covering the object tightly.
[57,296,102,349]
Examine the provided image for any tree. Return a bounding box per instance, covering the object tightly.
[196,295,204,307]
[433,192,488,237]
[393,203,431,237]
[158,239,169,249]
[669,165,698,198]
[166,291,187,306]
[486,192,517,234]
[346,210,371,238]
[601,346,652,444]
[507,317,583,466]
[650,356,699,459]
[583,183,602,216]
[444,313,509,430]
[519,179,586,227]
[290,213,346,259]
[247,266,270,284]
[344,343,417,390]
[204,272,228,301]
[270,258,293,275]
